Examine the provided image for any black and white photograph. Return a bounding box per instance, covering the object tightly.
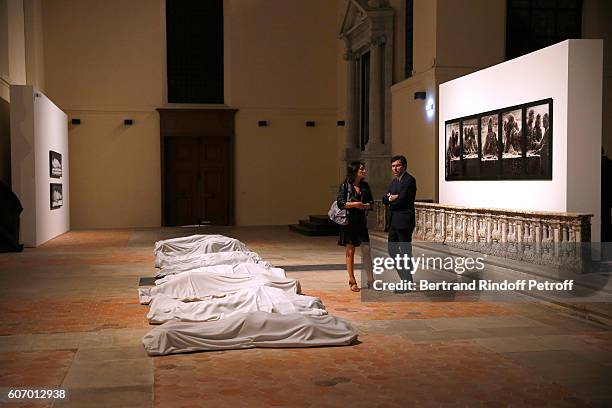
[445,99,553,181]
[49,150,62,178]
[480,114,499,178]
[461,118,479,178]
[445,122,461,179]
[525,101,552,178]
[50,183,63,209]
[501,108,523,177]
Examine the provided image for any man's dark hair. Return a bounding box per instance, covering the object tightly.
[390,155,407,167]
[346,161,365,183]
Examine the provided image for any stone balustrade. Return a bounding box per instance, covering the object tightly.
[371,201,593,267]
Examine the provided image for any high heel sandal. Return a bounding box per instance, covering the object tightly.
[349,281,360,292]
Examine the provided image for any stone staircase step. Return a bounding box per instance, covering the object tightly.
[288,224,339,237]
[298,219,339,231]
[309,215,335,225]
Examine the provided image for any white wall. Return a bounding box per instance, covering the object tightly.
[567,41,604,242]
[10,85,69,246]
[439,40,603,241]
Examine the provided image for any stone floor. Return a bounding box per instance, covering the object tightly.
[0,226,610,407]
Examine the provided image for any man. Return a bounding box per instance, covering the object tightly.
[382,155,417,292]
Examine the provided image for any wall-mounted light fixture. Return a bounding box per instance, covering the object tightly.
[71,118,81,125]
[414,91,434,119]
[425,98,435,119]
[305,121,316,127]
[124,119,134,126]
[258,120,268,127]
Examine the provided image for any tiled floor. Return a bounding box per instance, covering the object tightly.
[0,226,610,407]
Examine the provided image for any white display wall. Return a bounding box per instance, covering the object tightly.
[10,85,69,247]
[438,40,603,241]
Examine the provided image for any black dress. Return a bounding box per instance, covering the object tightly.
[336,180,373,247]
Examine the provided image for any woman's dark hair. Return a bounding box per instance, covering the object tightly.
[346,161,365,183]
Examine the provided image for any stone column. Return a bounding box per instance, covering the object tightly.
[517,220,523,254]
[553,222,561,257]
[441,212,446,243]
[575,222,582,242]
[368,35,385,150]
[344,51,358,151]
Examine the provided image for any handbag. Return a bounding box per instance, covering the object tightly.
[328,182,350,226]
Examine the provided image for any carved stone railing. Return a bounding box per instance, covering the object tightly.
[371,201,593,268]
[414,202,592,267]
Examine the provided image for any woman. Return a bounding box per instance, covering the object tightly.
[336,161,374,292]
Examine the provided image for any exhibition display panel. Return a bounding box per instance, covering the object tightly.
[10,85,70,247]
[439,40,602,241]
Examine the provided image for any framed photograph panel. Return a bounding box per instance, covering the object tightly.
[50,183,63,209]
[444,98,552,181]
[501,108,523,178]
[524,99,552,179]
[461,118,479,179]
[49,151,62,178]
[445,121,461,179]
[479,113,500,179]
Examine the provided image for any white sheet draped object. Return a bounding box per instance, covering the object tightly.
[139,270,300,305]
[142,234,357,355]
[146,287,326,324]
[156,263,287,283]
[155,251,271,278]
[154,234,243,255]
[154,235,250,268]
[143,311,358,356]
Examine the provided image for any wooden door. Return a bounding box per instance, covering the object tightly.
[164,137,230,226]
[164,137,199,226]
[198,138,229,225]
[158,108,236,226]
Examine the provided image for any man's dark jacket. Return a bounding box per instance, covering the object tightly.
[382,172,417,230]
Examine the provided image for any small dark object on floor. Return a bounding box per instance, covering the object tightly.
[139,277,158,286]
